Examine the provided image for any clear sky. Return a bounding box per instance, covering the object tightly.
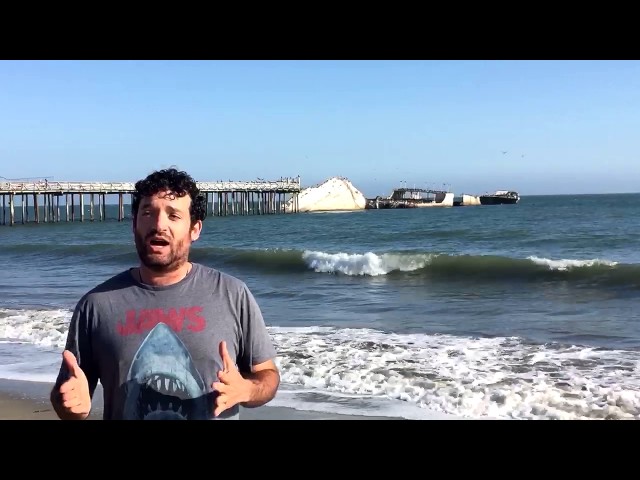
[1,60,638,197]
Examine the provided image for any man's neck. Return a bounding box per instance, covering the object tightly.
[137,262,192,286]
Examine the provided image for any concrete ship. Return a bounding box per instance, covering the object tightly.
[365,187,454,209]
[479,190,520,205]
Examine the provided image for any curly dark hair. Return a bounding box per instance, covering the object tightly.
[132,168,207,224]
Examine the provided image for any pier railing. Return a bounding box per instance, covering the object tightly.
[0,177,302,225]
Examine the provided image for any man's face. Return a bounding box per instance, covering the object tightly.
[133,190,202,272]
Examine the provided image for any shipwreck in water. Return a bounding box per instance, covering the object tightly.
[478,190,520,205]
[365,187,455,209]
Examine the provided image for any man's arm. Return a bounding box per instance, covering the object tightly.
[50,298,98,420]
[211,281,280,416]
[240,358,280,408]
[213,341,279,416]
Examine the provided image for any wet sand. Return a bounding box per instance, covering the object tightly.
[0,378,402,420]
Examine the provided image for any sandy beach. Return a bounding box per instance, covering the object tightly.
[0,378,404,420]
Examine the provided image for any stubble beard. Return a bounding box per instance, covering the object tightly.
[134,230,189,273]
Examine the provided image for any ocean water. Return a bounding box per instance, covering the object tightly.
[1,193,639,420]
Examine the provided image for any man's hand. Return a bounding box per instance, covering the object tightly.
[56,350,91,419]
[212,341,251,417]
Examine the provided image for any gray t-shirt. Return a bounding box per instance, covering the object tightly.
[54,263,277,420]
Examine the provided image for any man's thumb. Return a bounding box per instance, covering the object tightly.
[63,350,81,377]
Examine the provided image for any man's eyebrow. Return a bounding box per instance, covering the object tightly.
[138,202,187,213]
[166,205,186,214]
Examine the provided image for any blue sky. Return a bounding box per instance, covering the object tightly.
[1,60,638,197]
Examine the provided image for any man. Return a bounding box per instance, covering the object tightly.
[50,167,280,420]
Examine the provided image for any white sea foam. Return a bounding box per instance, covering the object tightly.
[0,308,71,348]
[302,250,433,276]
[0,308,72,383]
[1,308,638,419]
[527,256,618,271]
[269,326,640,420]
[301,251,621,276]
[269,386,463,419]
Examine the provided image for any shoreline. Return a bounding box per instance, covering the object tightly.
[0,378,405,420]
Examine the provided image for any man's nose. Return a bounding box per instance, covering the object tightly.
[151,212,170,231]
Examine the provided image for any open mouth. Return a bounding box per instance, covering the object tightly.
[148,237,170,247]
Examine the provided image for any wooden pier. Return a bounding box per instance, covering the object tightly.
[0,178,301,226]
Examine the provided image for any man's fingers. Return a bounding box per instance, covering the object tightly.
[58,355,90,416]
[61,386,83,408]
[213,342,241,418]
[62,396,81,409]
[214,397,228,417]
[219,341,233,372]
[214,390,231,417]
[58,379,77,394]
[69,404,89,415]
[62,350,81,378]
[212,381,226,392]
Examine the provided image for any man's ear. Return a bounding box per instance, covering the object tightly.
[190,220,203,242]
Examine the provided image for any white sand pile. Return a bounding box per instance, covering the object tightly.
[286,177,366,212]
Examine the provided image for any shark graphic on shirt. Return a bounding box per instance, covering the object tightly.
[122,322,210,420]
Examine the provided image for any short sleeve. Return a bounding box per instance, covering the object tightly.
[54,297,100,398]
[237,284,277,373]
